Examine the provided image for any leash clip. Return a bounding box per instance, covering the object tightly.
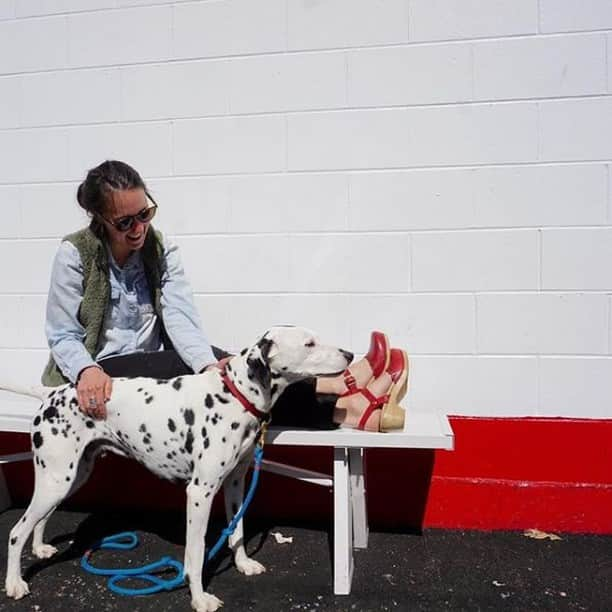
[257,420,269,450]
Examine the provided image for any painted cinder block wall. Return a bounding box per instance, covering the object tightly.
[0,1,611,531]
[1,0,611,424]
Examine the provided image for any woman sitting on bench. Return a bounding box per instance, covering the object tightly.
[42,160,408,433]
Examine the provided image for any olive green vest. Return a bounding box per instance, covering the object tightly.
[41,226,172,386]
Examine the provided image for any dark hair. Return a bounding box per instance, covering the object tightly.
[76,160,157,237]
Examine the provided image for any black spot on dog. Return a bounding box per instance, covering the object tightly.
[195,501,199,507]
[137,387,143,392]
[194,477,199,486]
[185,429,194,454]
[205,394,214,409]
[145,396,154,404]
[172,377,183,391]
[86,420,95,428]
[156,379,169,385]
[167,453,173,460]
[201,426,207,438]
[240,348,248,356]
[205,492,210,498]
[33,432,43,448]
[271,371,282,379]
[222,384,230,394]
[42,405,58,422]
[51,427,58,436]
[231,422,240,430]
[66,476,70,482]
[222,437,227,444]
[168,418,176,432]
[184,409,195,426]
[10,537,17,546]
[33,415,41,426]
[214,394,229,404]
[70,398,78,407]
[249,387,260,396]
[69,462,73,469]
[49,390,56,398]
[203,438,210,449]
[139,424,147,433]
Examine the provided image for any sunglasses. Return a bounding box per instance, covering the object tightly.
[101,203,158,233]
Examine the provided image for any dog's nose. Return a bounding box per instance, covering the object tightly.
[340,349,354,363]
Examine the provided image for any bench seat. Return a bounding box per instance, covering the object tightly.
[0,394,453,594]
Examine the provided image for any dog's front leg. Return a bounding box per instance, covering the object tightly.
[184,481,223,612]
[223,459,266,576]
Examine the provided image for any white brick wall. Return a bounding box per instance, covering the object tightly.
[1,0,611,424]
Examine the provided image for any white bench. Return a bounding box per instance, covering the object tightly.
[0,396,453,595]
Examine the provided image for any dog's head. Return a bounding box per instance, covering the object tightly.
[235,326,352,407]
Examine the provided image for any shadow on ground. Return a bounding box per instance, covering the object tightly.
[1,507,611,611]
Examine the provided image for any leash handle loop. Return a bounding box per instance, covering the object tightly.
[81,446,265,596]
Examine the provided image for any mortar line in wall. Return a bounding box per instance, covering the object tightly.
[1,226,611,242]
[2,228,611,247]
[4,160,612,188]
[536,352,541,417]
[1,160,611,186]
[604,33,609,94]
[538,228,543,291]
[2,27,612,74]
[0,346,608,359]
[473,293,479,356]
[607,296,611,355]
[4,93,612,131]
[607,163,611,224]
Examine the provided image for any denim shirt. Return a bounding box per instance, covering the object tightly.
[45,234,216,383]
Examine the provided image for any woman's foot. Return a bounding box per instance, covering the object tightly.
[333,372,393,431]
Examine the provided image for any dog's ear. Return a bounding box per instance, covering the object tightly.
[246,337,274,392]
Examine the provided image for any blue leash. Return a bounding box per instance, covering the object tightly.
[81,444,265,596]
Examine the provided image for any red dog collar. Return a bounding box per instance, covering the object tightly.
[221,368,268,421]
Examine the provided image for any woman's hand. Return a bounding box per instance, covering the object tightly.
[203,357,232,373]
[77,366,113,420]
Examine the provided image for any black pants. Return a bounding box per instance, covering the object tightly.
[97,349,338,430]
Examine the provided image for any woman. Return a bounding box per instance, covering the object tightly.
[43,160,407,432]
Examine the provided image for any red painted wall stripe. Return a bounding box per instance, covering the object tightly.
[2,417,611,533]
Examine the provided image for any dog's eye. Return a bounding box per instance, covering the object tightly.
[305,340,316,348]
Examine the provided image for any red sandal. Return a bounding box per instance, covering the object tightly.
[340,348,408,432]
[380,349,409,432]
[341,331,390,396]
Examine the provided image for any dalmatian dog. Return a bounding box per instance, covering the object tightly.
[3,326,352,612]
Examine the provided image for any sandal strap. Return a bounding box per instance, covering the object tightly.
[357,392,390,430]
[340,370,358,397]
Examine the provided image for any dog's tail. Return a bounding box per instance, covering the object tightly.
[0,383,51,400]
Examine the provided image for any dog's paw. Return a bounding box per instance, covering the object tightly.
[5,576,30,599]
[236,557,266,576]
[191,592,224,612]
[32,544,58,559]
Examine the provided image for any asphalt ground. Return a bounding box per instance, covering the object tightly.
[0,507,611,612]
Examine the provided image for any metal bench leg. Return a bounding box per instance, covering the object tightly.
[333,447,354,595]
[349,448,369,549]
[0,467,11,513]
